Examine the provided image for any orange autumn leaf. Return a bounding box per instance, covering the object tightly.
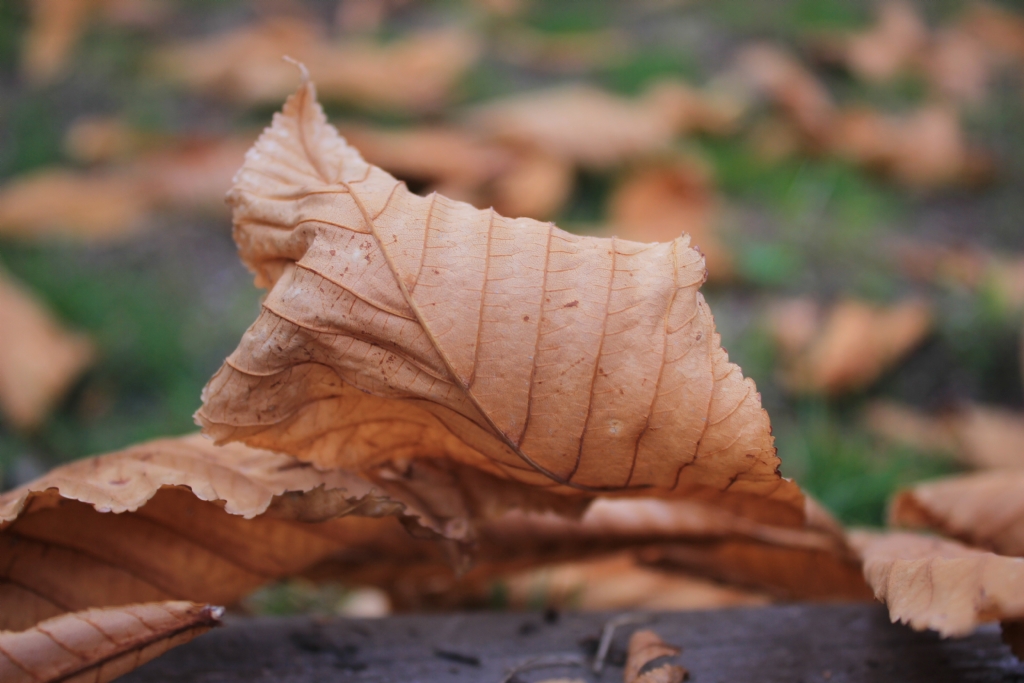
[152,18,478,112]
[607,159,734,282]
[195,76,804,525]
[0,169,150,240]
[0,136,252,240]
[827,105,991,190]
[773,298,932,396]
[850,530,1024,655]
[732,43,835,147]
[467,80,742,169]
[948,405,1024,469]
[477,553,769,612]
[862,400,959,456]
[0,434,578,630]
[0,269,94,430]
[891,470,1024,557]
[0,602,220,683]
[624,630,687,683]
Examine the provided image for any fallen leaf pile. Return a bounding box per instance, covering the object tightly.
[732,40,993,189]
[5,0,1024,670]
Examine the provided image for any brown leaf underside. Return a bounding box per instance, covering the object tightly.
[0,434,581,631]
[195,77,803,526]
[0,601,220,683]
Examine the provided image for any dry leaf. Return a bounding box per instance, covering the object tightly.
[335,123,513,201]
[732,43,835,147]
[487,148,575,221]
[0,269,94,430]
[624,629,687,683]
[0,136,252,240]
[827,105,988,189]
[23,0,167,84]
[862,400,958,455]
[468,80,741,169]
[819,0,929,83]
[152,18,478,112]
[64,116,155,164]
[0,433,579,630]
[136,135,256,212]
[304,496,869,608]
[607,159,733,282]
[922,27,993,104]
[851,530,1024,650]
[195,77,805,525]
[891,470,1024,557]
[488,553,769,612]
[0,602,220,683]
[960,2,1024,64]
[951,405,1024,469]
[0,169,149,240]
[775,298,932,396]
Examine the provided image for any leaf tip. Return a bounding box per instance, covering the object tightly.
[282,55,311,83]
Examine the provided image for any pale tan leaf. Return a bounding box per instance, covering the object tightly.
[951,405,1024,469]
[152,19,478,112]
[819,0,929,83]
[862,400,959,455]
[0,170,149,240]
[195,77,805,525]
[922,27,993,104]
[850,530,1024,639]
[732,43,835,147]
[0,602,219,683]
[608,159,733,282]
[467,80,741,169]
[22,0,95,84]
[0,269,94,430]
[0,434,576,630]
[891,470,1024,557]
[64,116,154,164]
[960,2,1024,63]
[776,298,932,396]
[0,136,252,240]
[624,630,686,683]
[491,553,769,612]
[23,0,168,84]
[488,148,575,221]
[827,105,988,189]
[335,123,513,199]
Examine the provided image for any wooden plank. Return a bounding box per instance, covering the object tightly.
[121,603,1024,682]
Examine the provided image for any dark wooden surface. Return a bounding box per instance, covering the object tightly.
[123,603,1024,683]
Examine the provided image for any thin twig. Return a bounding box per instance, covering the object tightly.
[499,653,585,683]
[593,613,651,674]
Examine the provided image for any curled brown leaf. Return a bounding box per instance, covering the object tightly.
[195,78,804,525]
